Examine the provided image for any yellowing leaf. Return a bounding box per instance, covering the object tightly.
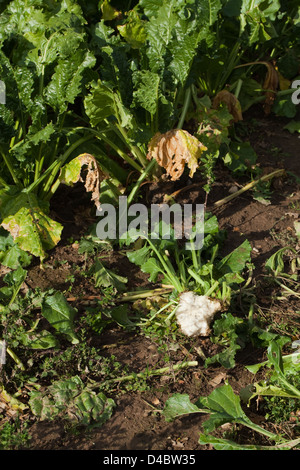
[101,0,120,21]
[0,385,28,416]
[117,11,147,49]
[0,190,63,261]
[278,71,291,91]
[147,130,207,181]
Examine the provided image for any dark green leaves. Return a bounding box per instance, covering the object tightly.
[240,0,281,44]
[198,383,254,432]
[0,0,96,194]
[45,49,96,115]
[0,228,32,269]
[145,0,222,86]
[163,383,264,431]
[244,341,300,401]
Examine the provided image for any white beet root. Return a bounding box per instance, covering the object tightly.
[176,292,222,337]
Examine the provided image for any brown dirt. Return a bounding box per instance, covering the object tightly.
[4,110,300,451]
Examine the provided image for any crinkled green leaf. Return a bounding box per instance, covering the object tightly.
[29,376,115,426]
[145,1,177,76]
[12,123,56,163]
[41,292,79,344]
[169,0,222,84]
[84,80,132,128]
[45,49,96,114]
[138,0,164,18]
[145,0,221,85]
[132,70,160,116]
[74,390,116,427]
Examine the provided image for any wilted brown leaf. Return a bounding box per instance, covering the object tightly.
[147,129,207,181]
[263,62,279,115]
[212,89,243,122]
[234,60,279,115]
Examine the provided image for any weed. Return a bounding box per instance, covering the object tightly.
[0,417,31,450]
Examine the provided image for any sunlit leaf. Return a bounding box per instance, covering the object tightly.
[0,188,63,261]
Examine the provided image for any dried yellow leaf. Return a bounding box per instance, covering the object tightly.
[59,153,105,210]
[147,129,207,181]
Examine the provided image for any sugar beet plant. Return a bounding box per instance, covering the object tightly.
[0,0,225,262]
[1,0,299,263]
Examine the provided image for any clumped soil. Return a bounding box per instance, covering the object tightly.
[7,110,300,450]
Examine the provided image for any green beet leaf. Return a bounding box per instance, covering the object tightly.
[20,330,59,350]
[198,384,255,433]
[217,239,252,285]
[29,376,116,426]
[41,292,79,344]
[91,258,128,292]
[163,393,206,422]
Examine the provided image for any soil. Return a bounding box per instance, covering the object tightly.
[4,108,300,451]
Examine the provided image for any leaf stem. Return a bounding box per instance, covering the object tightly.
[6,346,25,370]
[0,147,22,187]
[177,86,191,129]
[99,360,198,385]
[146,238,183,293]
[212,169,285,208]
[127,158,157,205]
